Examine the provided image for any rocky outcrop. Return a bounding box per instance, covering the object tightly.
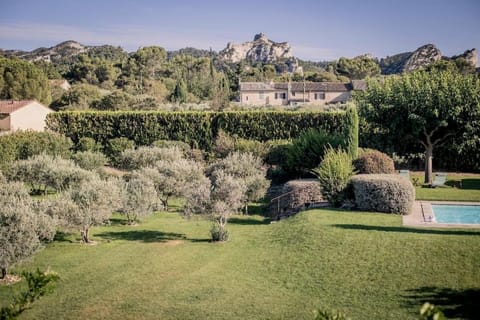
[380,44,478,74]
[450,48,478,67]
[380,44,442,74]
[219,33,299,72]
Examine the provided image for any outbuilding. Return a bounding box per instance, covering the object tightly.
[0,100,54,132]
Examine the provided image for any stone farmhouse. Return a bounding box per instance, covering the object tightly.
[239,80,366,106]
[0,100,54,133]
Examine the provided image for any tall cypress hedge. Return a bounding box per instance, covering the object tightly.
[47,111,349,150]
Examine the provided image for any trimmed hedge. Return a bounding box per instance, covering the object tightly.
[46,111,349,151]
[351,174,415,214]
[353,150,395,174]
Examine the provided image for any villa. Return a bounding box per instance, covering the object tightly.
[239,80,366,106]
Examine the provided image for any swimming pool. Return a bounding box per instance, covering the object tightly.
[432,204,480,224]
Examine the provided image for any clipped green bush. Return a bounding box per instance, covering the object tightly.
[105,137,135,165]
[312,148,354,207]
[351,174,415,214]
[287,129,345,174]
[76,137,101,152]
[353,150,395,174]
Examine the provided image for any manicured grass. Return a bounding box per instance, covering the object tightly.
[410,173,480,201]
[1,210,479,320]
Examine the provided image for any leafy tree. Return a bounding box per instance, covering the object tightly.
[0,56,52,104]
[355,69,480,183]
[92,90,135,110]
[8,154,94,194]
[50,83,101,110]
[335,55,380,79]
[171,79,188,103]
[57,176,120,243]
[118,172,158,224]
[0,181,56,279]
[119,146,184,170]
[209,152,268,214]
[183,170,246,241]
[140,157,205,210]
[71,151,107,171]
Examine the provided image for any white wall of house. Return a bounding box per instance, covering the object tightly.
[240,90,288,106]
[9,101,53,131]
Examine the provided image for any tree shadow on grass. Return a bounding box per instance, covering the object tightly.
[332,224,480,236]
[403,287,480,320]
[97,230,186,243]
[53,231,75,243]
[228,217,271,225]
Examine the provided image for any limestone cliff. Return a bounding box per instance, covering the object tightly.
[380,44,442,74]
[219,33,298,71]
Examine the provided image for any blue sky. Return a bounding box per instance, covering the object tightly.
[1,0,479,61]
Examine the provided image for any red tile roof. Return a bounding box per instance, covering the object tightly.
[0,100,35,114]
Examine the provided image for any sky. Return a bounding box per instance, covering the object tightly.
[1,0,479,62]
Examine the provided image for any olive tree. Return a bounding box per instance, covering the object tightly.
[57,177,120,243]
[118,172,159,224]
[209,152,268,214]
[183,170,246,241]
[0,181,56,279]
[356,70,480,183]
[8,154,95,194]
[139,158,205,210]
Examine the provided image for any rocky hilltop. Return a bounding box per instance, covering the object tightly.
[380,44,478,74]
[219,33,299,72]
[1,40,89,63]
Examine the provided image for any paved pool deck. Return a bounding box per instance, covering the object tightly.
[403,201,480,229]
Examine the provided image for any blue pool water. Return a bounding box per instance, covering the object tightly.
[432,205,480,224]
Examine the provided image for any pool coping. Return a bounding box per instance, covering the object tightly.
[403,201,480,229]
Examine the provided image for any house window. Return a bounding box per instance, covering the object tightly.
[292,92,296,96]
[275,93,278,99]
[279,93,286,99]
[259,91,264,99]
[315,92,325,100]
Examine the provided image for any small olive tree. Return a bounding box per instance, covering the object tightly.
[0,181,56,279]
[8,154,95,194]
[209,152,268,214]
[118,172,159,224]
[139,158,205,210]
[183,170,247,241]
[119,146,184,170]
[57,177,120,243]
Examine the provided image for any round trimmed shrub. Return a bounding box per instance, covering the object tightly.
[351,174,415,214]
[353,150,395,174]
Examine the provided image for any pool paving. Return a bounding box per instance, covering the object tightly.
[403,201,480,229]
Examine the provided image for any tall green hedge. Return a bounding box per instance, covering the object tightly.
[47,111,349,150]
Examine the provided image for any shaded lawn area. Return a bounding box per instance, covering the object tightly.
[410,173,480,201]
[1,210,479,320]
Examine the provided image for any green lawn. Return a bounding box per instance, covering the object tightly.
[1,209,479,320]
[409,173,480,201]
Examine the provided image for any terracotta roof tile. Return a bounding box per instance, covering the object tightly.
[0,100,35,114]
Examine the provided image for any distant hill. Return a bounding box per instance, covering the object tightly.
[0,37,477,76]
